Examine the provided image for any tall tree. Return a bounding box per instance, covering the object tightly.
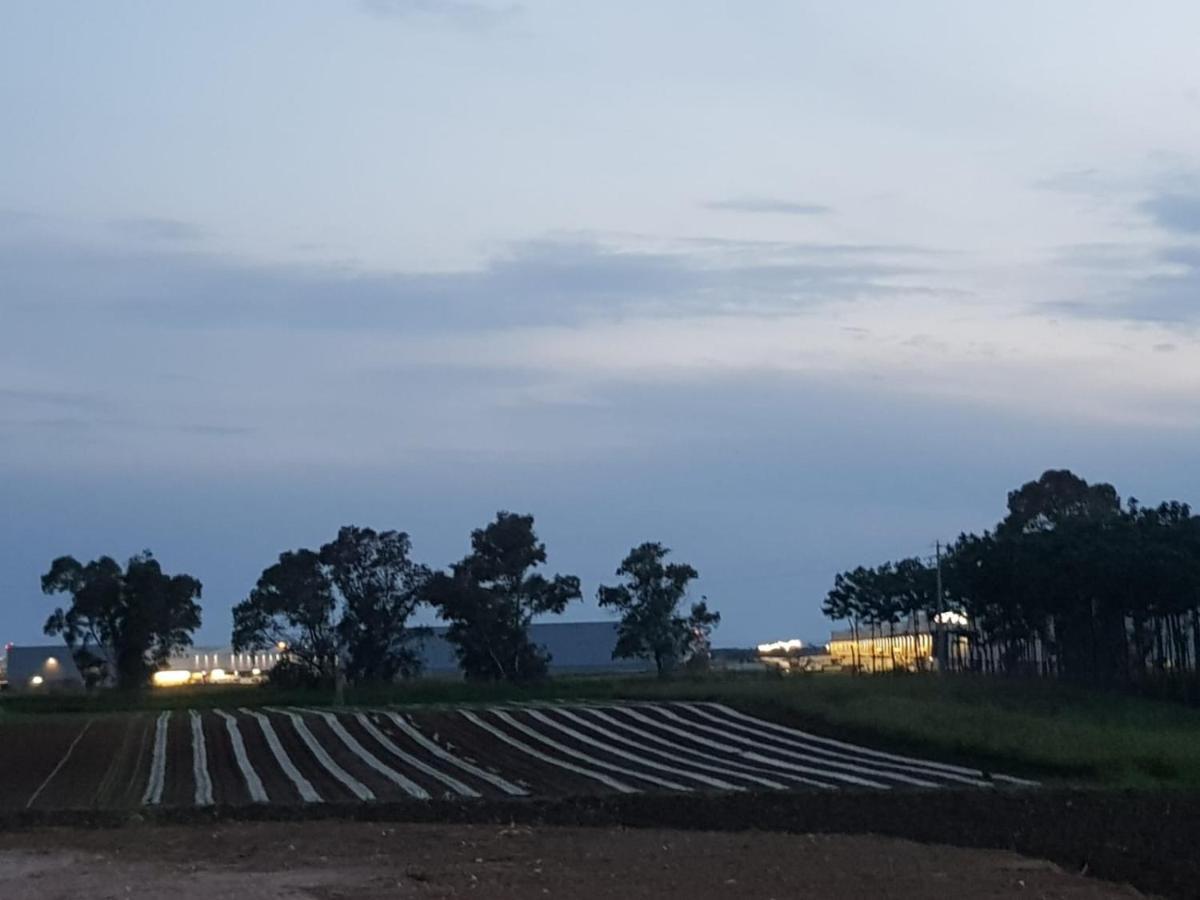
[232,549,339,685]
[827,468,1200,693]
[597,542,719,676]
[1000,469,1121,536]
[320,526,430,682]
[424,512,580,681]
[823,567,870,671]
[42,551,202,689]
[233,527,431,685]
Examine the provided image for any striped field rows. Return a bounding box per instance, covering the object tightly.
[17,702,1036,810]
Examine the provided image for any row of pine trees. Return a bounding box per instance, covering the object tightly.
[824,470,1200,692]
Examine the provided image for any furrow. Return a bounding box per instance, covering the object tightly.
[141,711,169,806]
[297,709,430,800]
[239,708,322,803]
[459,710,638,794]
[215,710,268,803]
[380,712,527,796]
[190,710,214,806]
[265,708,374,802]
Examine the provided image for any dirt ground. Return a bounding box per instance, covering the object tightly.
[0,821,1144,899]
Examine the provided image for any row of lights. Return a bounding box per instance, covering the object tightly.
[28,655,59,687]
[25,646,290,688]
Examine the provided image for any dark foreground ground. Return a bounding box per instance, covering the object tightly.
[0,820,1144,899]
[0,789,1194,898]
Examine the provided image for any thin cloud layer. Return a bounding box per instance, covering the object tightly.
[0,232,929,333]
[110,217,207,243]
[1141,192,1200,234]
[705,198,833,216]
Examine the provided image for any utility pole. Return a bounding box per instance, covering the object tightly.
[934,540,947,672]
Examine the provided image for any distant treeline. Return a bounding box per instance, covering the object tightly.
[824,470,1200,694]
[41,512,718,689]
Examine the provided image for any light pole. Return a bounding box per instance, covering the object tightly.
[934,540,948,672]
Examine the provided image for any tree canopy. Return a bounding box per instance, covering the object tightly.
[231,526,429,685]
[597,542,719,676]
[423,511,581,682]
[824,469,1200,691]
[42,551,202,689]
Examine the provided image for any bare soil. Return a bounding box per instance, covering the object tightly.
[0,820,1144,899]
[0,720,83,808]
[28,715,153,810]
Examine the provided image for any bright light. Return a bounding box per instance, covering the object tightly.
[209,668,228,682]
[934,611,969,627]
[45,656,59,668]
[251,667,261,676]
[276,641,288,651]
[29,675,44,686]
[152,669,192,688]
[756,639,805,655]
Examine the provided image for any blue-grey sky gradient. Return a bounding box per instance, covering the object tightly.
[3,1,1200,647]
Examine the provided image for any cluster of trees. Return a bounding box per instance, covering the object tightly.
[42,511,719,688]
[41,552,202,690]
[824,470,1200,689]
[234,512,719,684]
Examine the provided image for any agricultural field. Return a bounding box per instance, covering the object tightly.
[0,701,1031,812]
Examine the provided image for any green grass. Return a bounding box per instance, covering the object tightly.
[4,672,1200,788]
[649,674,1200,789]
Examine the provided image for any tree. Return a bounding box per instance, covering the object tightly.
[824,468,1200,695]
[424,512,580,681]
[233,549,338,686]
[232,527,431,685]
[1000,469,1121,536]
[597,542,719,676]
[823,567,869,671]
[42,551,202,690]
[320,526,430,682]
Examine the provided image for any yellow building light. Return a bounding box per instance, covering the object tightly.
[151,669,192,688]
[756,639,805,655]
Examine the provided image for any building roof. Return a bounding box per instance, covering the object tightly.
[6,620,654,682]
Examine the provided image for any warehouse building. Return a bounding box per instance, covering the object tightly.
[826,613,971,672]
[5,620,652,691]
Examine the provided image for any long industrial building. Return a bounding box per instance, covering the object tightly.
[5,621,652,691]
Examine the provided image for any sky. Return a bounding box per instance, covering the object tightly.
[3,1,1200,649]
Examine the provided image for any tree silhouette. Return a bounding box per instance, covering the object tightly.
[321,527,430,682]
[423,512,580,681]
[233,548,338,686]
[232,526,430,685]
[824,469,1200,694]
[42,551,202,689]
[597,542,720,676]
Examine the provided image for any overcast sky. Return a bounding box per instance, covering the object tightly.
[3,1,1200,649]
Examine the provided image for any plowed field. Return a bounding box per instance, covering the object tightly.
[2,702,1033,811]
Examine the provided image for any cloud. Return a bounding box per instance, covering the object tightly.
[1032,168,1107,195]
[704,197,832,216]
[0,233,928,334]
[1046,242,1200,323]
[1140,192,1200,234]
[359,0,520,30]
[0,387,105,410]
[1050,242,1156,271]
[111,217,207,243]
[7,220,1197,481]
